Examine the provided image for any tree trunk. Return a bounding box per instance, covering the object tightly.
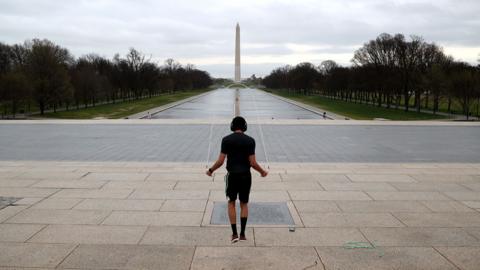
[465,96,470,120]
[425,93,429,110]
[415,91,421,113]
[12,101,17,118]
[477,97,479,118]
[404,90,410,112]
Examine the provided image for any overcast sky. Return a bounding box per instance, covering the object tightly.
[1,0,479,78]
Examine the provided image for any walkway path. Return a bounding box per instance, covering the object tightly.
[1,122,479,163]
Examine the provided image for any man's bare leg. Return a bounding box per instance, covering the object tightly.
[240,202,248,218]
[240,202,248,240]
[228,200,239,242]
[228,200,236,224]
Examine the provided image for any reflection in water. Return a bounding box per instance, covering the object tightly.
[152,88,322,119]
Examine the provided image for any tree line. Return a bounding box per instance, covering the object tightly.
[263,33,480,119]
[0,39,212,117]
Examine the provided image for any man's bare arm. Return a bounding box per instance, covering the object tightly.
[206,153,226,176]
[249,155,268,177]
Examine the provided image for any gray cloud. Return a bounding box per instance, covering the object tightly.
[1,0,479,78]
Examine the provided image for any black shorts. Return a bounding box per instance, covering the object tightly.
[225,171,252,203]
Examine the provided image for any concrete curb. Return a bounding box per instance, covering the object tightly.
[127,90,215,119]
[262,91,346,120]
[1,119,480,126]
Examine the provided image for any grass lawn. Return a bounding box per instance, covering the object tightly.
[39,90,208,119]
[269,90,448,120]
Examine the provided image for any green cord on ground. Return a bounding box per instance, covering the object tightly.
[343,242,375,249]
[343,242,385,257]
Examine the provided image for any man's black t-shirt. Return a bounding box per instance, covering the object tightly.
[221,132,255,173]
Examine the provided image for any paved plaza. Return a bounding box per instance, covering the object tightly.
[1,162,480,269]
[1,88,480,269]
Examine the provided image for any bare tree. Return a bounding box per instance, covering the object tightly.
[26,39,73,114]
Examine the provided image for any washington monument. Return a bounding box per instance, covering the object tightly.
[235,23,241,82]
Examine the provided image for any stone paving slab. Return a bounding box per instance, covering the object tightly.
[254,227,367,246]
[160,200,207,212]
[347,174,416,183]
[0,224,45,242]
[191,247,323,270]
[300,213,404,227]
[147,173,210,181]
[435,247,480,270]
[252,181,323,191]
[58,244,194,270]
[101,211,203,226]
[51,188,133,199]
[82,172,149,181]
[129,190,209,200]
[392,182,471,192]
[411,175,480,182]
[444,191,480,200]
[0,242,76,268]
[75,166,145,173]
[103,180,176,189]
[29,224,147,244]
[0,171,24,179]
[0,188,59,198]
[393,212,480,227]
[0,179,39,187]
[461,182,480,191]
[0,206,27,223]
[420,201,476,212]
[281,174,351,182]
[173,181,223,190]
[463,227,480,241]
[293,201,341,213]
[336,201,432,213]
[15,171,85,180]
[316,247,457,270]
[31,179,107,189]
[367,191,451,201]
[320,182,397,191]
[361,227,480,247]
[462,201,480,208]
[30,198,83,210]
[13,197,44,205]
[289,191,372,201]
[140,226,254,246]
[73,199,164,211]
[6,209,111,225]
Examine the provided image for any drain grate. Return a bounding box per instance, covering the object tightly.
[0,197,21,210]
[210,202,294,225]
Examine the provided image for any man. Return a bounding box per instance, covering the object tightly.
[206,116,268,243]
